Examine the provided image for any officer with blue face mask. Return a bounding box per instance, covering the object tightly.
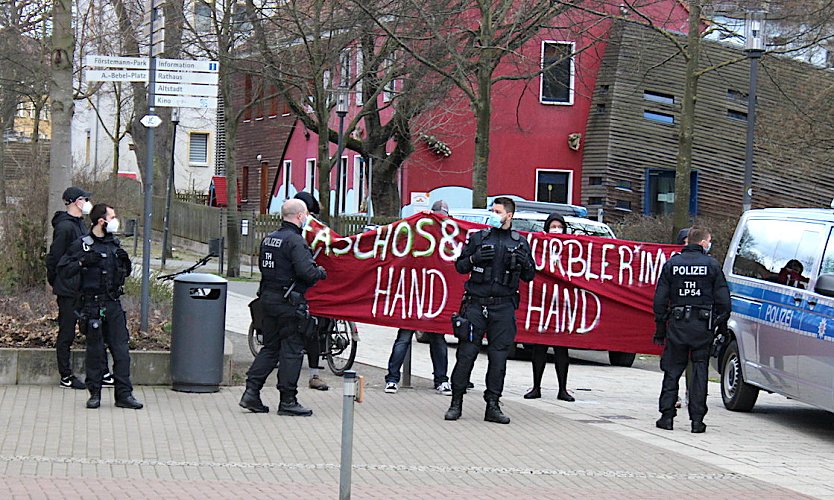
[445,197,535,424]
[653,226,729,433]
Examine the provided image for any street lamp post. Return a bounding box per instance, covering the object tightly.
[333,86,349,222]
[742,10,766,212]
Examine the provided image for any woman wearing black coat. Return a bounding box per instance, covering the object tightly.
[523,213,574,402]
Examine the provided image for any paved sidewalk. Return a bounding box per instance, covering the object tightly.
[0,375,805,499]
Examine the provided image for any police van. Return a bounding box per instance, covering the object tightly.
[718,207,834,413]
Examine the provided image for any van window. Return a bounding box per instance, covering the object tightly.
[731,219,822,286]
[819,229,834,275]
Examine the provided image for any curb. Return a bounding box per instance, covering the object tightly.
[0,347,233,387]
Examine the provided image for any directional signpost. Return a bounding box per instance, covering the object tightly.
[153,58,219,109]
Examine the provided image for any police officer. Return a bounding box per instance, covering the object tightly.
[239,199,327,416]
[653,226,729,433]
[445,197,535,424]
[57,203,143,410]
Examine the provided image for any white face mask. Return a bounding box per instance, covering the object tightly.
[80,200,92,215]
[487,212,503,228]
[106,218,120,234]
[549,227,564,234]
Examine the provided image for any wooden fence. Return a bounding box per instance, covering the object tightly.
[151,198,401,256]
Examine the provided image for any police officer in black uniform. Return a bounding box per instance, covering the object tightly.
[57,203,143,410]
[239,198,327,416]
[653,226,729,433]
[445,197,535,424]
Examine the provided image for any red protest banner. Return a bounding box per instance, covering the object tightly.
[304,213,678,355]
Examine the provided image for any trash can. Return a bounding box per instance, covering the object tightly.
[171,273,227,393]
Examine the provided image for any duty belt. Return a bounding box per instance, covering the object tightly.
[465,295,515,305]
[670,305,712,322]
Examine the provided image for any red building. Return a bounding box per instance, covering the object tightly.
[237,2,691,216]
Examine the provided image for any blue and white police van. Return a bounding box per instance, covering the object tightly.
[718,207,834,413]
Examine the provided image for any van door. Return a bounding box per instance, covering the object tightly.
[797,227,834,412]
[728,218,825,397]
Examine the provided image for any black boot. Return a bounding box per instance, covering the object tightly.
[86,390,101,409]
[445,393,463,420]
[555,348,574,402]
[115,394,144,410]
[691,421,706,433]
[484,398,510,424]
[656,414,674,430]
[523,387,541,399]
[239,388,269,413]
[277,395,313,416]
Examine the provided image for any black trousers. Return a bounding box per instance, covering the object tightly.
[530,344,569,392]
[450,301,516,400]
[658,319,710,422]
[84,300,132,398]
[56,295,79,378]
[245,302,305,399]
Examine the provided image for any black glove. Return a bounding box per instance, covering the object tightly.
[652,321,667,346]
[717,321,728,337]
[116,248,131,266]
[317,266,327,280]
[79,251,102,267]
[471,245,495,264]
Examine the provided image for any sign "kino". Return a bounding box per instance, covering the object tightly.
[85,55,219,109]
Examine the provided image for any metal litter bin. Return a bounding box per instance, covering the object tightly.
[171,273,227,392]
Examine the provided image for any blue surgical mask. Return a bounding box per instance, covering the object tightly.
[704,242,712,254]
[487,212,502,228]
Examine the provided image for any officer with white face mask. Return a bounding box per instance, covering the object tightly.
[57,203,142,410]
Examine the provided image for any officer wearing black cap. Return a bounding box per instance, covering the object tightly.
[445,197,535,424]
[240,198,327,416]
[653,226,729,433]
[57,203,143,410]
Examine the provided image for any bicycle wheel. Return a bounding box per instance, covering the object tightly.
[325,319,358,376]
[248,322,263,358]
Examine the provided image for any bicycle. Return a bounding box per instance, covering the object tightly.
[248,316,359,376]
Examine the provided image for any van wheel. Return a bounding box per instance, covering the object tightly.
[721,340,759,412]
[608,351,636,367]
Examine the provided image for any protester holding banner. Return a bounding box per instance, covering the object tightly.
[445,197,535,424]
[239,199,327,416]
[293,191,329,392]
[384,200,452,396]
[523,213,574,403]
[653,226,729,434]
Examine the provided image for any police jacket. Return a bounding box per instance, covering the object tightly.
[259,221,325,296]
[653,244,730,322]
[46,211,87,295]
[455,226,535,298]
[57,232,131,300]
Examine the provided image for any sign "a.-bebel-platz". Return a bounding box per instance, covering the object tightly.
[85,55,219,109]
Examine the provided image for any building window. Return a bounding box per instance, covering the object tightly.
[306,158,316,191]
[188,132,209,166]
[194,0,212,33]
[283,160,292,199]
[355,51,364,106]
[614,199,632,211]
[536,170,571,203]
[588,176,603,186]
[269,85,278,117]
[241,166,249,202]
[644,169,698,216]
[644,110,675,124]
[727,89,747,103]
[615,180,632,191]
[727,109,748,121]
[540,41,574,105]
[643,90,675,105]
[340,49,351,86]
[355,156,365,212]
[339,157,348,213]
[244,75,252,121]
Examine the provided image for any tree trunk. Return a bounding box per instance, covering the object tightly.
[46,0,74,244]
[471,67,492,209]
[673,0,701,239]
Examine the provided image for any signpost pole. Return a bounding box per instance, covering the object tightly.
[139,1,158,333]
